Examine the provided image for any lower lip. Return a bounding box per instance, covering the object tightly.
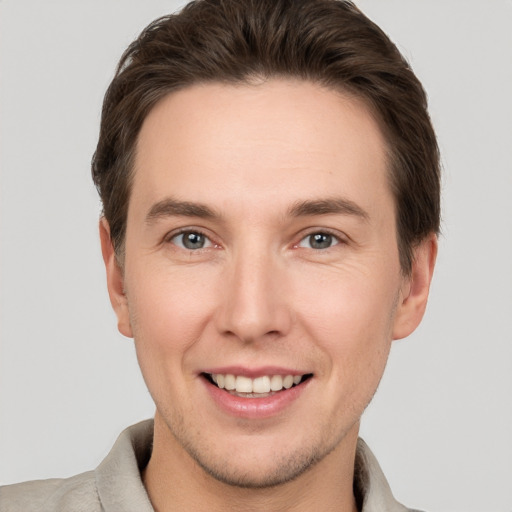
[203,377,311,419]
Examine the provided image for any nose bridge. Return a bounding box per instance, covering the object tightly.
[217,240,291,342]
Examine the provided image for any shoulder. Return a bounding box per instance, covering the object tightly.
[0,471,100,512]
[0,420,154,512]
[356,439,426,512]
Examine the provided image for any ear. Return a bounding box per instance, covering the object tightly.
[99,218,133,338]
[392,233,438,340]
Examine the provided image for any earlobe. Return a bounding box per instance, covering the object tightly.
[99,218,133,338]
[392,233,438,340]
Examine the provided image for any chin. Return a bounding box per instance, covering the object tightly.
[171,418,348,489]
[188,445,325,489]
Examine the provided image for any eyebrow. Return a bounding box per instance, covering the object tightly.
[288,198,369,221]
[145,196,369,225]
[145,198,219,224]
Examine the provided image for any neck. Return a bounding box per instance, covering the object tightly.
[143,414,360,512]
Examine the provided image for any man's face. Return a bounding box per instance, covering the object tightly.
[103,79,432,487]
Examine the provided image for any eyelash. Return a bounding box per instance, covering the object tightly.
[295,229,345,250]
[165,229,216,251]
[165,228,346,252]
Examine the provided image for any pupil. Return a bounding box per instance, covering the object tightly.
[310,233,332,249]
[183,232,204,249]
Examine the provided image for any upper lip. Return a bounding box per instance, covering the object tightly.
[201,366,310,378]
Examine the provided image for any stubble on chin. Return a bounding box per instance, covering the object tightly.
[157,406,354,490]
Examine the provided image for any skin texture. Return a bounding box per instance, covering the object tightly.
[100,79,437,512]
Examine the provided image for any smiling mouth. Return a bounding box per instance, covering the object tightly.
[203,373,313,398]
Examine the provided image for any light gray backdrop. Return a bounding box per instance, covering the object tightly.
[1,1,511,511]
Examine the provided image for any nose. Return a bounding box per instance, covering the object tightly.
[215,247,292,344]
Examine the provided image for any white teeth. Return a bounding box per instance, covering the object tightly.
[235,376,253,393]
[210,373,305,393]
[283,375,294,389]
[224,374,236,390]
[270,375,283,391]
[252,376,271,393]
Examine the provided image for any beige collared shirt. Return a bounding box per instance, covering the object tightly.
[0,420,423,511]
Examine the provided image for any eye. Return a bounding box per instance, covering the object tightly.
[170,231,213,250]
[297,232,340,250]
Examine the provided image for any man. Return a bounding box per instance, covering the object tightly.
[1,0,439,510]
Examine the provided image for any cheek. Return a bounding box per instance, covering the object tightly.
[125,264,218,370]
[293,266,399,378]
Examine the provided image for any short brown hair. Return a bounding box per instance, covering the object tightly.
[92,0,440,273]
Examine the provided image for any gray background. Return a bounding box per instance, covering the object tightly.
[1,1,511,510]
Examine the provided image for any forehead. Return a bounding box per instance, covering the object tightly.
[131,79,391,221]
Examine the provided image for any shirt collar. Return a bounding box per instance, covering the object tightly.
[95,420,154,511]
[95,420,413,512]
[354,438,412,512]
